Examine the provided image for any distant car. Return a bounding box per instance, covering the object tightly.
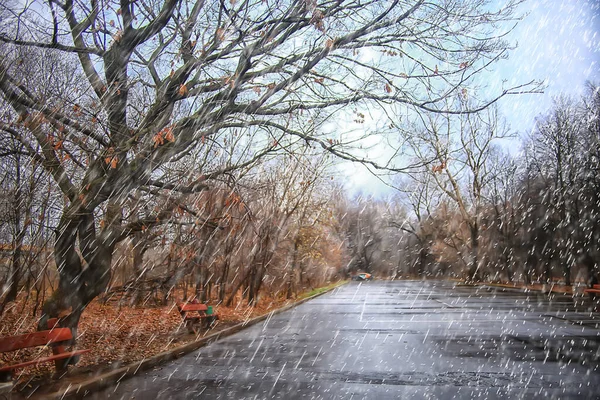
[352,273,373,281]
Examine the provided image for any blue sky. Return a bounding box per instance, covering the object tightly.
[345,0,600,197]
[496,0,600,134]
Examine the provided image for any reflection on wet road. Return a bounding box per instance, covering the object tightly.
[91,281,600,399]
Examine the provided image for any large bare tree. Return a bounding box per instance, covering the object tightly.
[402,106,509,282]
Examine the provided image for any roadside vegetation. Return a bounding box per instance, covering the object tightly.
[1,281,344,392]
[350,87,600,288]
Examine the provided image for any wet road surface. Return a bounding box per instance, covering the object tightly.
[89,281,600,399]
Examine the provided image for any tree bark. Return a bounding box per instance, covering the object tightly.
[467,224,480,283]
[38,210,115,349]
[286,235,300,299]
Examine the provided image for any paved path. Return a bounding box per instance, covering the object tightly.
[90,281,600,399]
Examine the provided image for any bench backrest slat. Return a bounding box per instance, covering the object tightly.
[177,303,207,312]
[593,284,600,290]
[0,328,72,353]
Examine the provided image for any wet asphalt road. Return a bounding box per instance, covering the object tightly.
[89,281,600,399]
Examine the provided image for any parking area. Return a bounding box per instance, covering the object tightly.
[89,280,600,399]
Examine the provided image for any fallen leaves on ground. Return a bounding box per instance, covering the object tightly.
[0,291,300,393]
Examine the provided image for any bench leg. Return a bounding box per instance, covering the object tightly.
[53,360,69,374]
[202,316,217,330]
[51,344,76,377]
[186,320,198,334]
[0,381,13,400]
[0,374,13,400]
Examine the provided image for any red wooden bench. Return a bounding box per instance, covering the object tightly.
[176,302,219,333]
[584,284,600,311]
[0,318,89,384]
[584,284,600,297]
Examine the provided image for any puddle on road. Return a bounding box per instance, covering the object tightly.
[435,335,600,364]
[305,370,551,388]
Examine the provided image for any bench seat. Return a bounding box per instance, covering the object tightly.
[584,284,600,295]
[176,302,219,333]
[0,319,89,383]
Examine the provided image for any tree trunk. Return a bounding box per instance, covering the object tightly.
[504,249,514,283]
[131,233,147,305]
[544,261,552,284]
[286,235,300,299]
[524,252,537,285]
[0,161,28,315]
[467,224,480,283]
[225,267,252,307]
[38,210,115,350]
[562,256,571,286]
[196,265,209,303]
[248,253,269,306]
[0,242,22,316]
[218,258,230,303]
[582,253,597,282]
[418,247,427,277]
[247,264,259,306]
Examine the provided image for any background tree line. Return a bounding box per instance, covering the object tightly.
[342,84,599,287]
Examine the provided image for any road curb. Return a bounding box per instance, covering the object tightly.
[36,282,347,399]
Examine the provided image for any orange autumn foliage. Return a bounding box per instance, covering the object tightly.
[153,126,175,148]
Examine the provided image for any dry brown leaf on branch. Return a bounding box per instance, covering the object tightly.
[178,84,188,96]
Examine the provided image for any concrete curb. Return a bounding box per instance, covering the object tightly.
[37,282,347,399]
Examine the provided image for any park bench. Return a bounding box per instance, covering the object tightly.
[584,284,600,311]
[0,318,89,385]
[176,302,219,333]
[584,284,600,297]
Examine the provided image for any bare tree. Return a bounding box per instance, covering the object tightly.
[520,91,600,285]
[0,87,59,316]
[481,152,521,282]
[403,106,509,282]
[579,83,600,280]
[228,149,328,305]
[341,195,393,275]
[390,173,441,278]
